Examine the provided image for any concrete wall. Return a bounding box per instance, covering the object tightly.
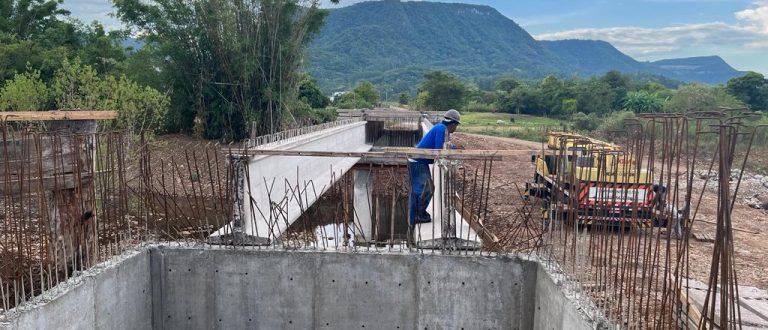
[0,250,152,330]
[1,248,605,330]
[533,263,608,330]
[151,248,538,330]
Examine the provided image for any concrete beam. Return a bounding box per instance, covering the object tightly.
[353,169,374,242]
[209,121,371,245]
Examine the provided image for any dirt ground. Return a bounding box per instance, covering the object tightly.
[451,132,768,290]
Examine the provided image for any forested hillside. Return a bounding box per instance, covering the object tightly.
[308,0,564,94]
[308,1,745,95]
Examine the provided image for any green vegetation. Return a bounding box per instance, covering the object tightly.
[1,59,168,133]
[457,112,569,142]
[416,71,468,111]
[333,81,380,109]
[0,0,339,141]
[0,1,167,133]
[113,0,331,140]
[402,69,765,146]
[726,72,768,111]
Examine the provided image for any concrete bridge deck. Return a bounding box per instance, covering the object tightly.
[209,118,481,249]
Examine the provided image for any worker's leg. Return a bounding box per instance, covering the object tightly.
[419,167,433,220]
[672,213,683,239]
[408,162,432,225]
[408,162,424,225]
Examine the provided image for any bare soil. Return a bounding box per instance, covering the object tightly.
[451,132,768,289]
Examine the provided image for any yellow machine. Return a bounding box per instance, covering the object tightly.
[529,132,659,226]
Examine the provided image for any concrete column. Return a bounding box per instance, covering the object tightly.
[353,169,373,242]
[431,162,456,239]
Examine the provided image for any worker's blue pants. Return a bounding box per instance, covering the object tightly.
[408,162,433,225]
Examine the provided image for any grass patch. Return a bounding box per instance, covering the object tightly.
[459,112,570,142]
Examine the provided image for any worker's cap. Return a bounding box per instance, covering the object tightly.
[444,109,461,124]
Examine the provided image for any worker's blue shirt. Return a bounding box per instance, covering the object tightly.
[414,122,448,164]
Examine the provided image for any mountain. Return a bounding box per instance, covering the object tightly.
[306,0,745,94]
[647,56,746,85]
[308,0,564,93]
[540,39,659,76]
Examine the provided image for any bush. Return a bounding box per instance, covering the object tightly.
[571,112,599,131]
[0,69,50,111]
[595,111,636,139]
[313,107,338,123]
[334,92,373,109]
[49,58,170,133]
[290,100,338,125]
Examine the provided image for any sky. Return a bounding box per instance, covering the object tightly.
[63,0,768,74]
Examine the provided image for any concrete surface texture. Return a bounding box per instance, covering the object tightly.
[0,247,606,330]
[0,250,152,330]
[209,121,371,243]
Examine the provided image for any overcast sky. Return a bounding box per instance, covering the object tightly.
[62,0,768,74]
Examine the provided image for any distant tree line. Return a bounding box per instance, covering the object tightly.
[398,70,768,126]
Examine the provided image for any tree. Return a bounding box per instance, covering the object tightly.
[353,81,379,105]
[538,75,566,116]
[0,0,79,84]
[496,84,540,115]
[298,76,330,109]
[398,92,409,105]
[0,0,71,40]
[600,70,632,111]
[577,78,612,116]
[726,72,768,111]
[77,22,127,74]
[114,0,330,140]
[494,77,519,92]
[623,90,664,113]
[666,84,744,113]
[561,98,577,116]
[571,112,599,131]
[419,71,467,111]
[414,91,429,110]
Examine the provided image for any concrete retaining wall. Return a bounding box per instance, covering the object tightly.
[533,263,603,330]
[1,247,605,330]
[152,248,537,330]
[0,250,152,330]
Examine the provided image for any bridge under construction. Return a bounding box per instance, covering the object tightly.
[0,109,766,329]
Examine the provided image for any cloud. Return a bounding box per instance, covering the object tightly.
[534,2,768,58]
[736,1,768,33]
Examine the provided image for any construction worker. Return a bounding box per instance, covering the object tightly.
[651,184,667,210]
[408,109,461,225]
[653,183,683,239]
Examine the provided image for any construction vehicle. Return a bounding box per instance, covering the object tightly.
[528,132,661,227]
